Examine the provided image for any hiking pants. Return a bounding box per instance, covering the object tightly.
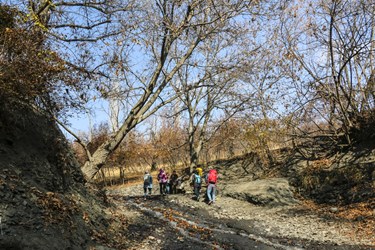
[144,185,152,196]
[207,183,216,202]
[170,184,177,194]
[194,184,201,199]
[159,183,166,195]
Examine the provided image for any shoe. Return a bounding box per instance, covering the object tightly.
[197,197,200,202]
[208,200,212,205]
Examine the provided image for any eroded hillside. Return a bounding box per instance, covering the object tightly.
[0,100,111,249]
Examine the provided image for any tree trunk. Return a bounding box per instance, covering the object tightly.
[81,142,114,181]
[189,139,203,172]
[119,166,125,185]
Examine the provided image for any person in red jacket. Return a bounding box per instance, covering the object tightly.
[206,168,217,205]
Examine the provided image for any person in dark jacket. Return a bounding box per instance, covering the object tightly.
[169,170,179,194]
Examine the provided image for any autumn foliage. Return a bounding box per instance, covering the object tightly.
[0,4,82,115]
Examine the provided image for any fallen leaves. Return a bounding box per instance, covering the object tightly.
[83,211,90,222]
[34,189,79,225]
[302,198,375,245]
[157,207,213,241]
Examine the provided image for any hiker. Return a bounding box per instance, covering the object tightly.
[191,170,202,201]
[206,168,218,205]
[169,170,179,194]
[157,169,167,195]
[143,171,153,200]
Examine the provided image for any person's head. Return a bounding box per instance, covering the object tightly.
[145,171,148,174]
[173,170,176,174]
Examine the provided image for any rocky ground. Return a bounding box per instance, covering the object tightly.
[104,180,374,250]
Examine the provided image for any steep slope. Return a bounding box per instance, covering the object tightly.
[0,99,108,249]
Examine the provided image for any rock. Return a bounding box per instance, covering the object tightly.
[355,216,365,221]
[329,207,338,213]
[169,221,177,227]
[177,236,184,242]
[223,178,298,206]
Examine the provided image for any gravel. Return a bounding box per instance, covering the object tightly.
[109,182,374,249]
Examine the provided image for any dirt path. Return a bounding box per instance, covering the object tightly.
[105,183,374,250]
[109,195,279,250]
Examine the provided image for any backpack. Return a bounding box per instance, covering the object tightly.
[207,169,217,184]
[144,174,151,185]
[194,174,201,184]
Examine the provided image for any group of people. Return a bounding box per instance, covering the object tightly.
[142,169,181,199]
[142,165,218,205]
[156,169,180,195]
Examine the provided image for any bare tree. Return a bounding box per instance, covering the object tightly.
[172,29,257,171]
[81,0,259,180]
[279,0,375,145]
[24,0,253,181]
